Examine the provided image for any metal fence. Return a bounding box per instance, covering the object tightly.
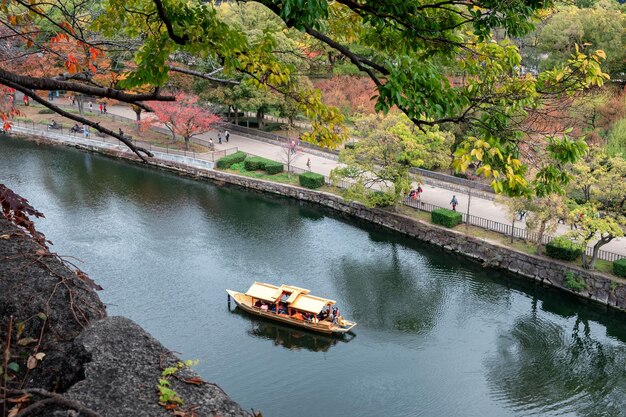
[402,197,625,262]
[7,122,219,170]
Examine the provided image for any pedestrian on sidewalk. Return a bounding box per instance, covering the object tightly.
[209,138,214,150]
[218,128,222,144]
[306,158,311,170]
[99,103,103,114]
[225,130,230,142]
[118,128,124,138]
[88,101,93,113]
[103,103,107,114]
[450,195,458,211]
[83,124,90,138]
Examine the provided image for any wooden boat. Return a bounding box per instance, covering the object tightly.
[226,282,357,335]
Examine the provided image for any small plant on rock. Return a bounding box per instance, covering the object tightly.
[564,271,586,292]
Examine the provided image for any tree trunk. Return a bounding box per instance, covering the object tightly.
[257,108,265,129]
[184,136,190,150]
[535,220,547,255]
[584,236,613,270]
[76,95,84,116]
[234,107,239,125]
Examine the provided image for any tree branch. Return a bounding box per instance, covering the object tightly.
[2,388,102,417]
[2,79,153,162]
[0,68,175,103]
[152,0,188,45]
[169,66,240,85]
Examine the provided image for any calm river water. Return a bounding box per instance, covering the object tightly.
[2,137,626,417]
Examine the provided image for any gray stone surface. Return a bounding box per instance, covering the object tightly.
[0,217,107,391]
[67,317,249,417]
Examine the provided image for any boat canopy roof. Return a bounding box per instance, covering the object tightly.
[245,282,336,314]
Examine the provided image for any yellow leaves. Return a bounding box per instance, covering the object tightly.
[470,148,484,161]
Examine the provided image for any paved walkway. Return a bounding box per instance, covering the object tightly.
[57,103,626,257]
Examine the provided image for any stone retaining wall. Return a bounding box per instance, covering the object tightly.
[22,135,626,312]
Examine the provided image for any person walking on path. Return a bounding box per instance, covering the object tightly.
[88,101,93,113]
[225,130,230,143]
[218,129,222,144]
[306,158,311,170]
[99,103,103,114]
[450,195,459,211]
[83,124,90,138]
[209,138,214,150]
[103,103,107,114]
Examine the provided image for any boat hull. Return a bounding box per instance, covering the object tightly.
[226,290,356,335]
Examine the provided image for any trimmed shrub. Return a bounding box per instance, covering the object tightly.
[216,151,247,169]
[545,236,583,261]
[614,258,626,277]
[431,208,462,228]
[38,108,55,114]
[344,142,356,150]
[244,156,269,171]
[370,191,396,207]
[299,172,325,189]
[264,161,284,175]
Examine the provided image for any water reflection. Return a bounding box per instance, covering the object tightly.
[332,242,446,334]
[485,296,626,417]
[229,308,354,352]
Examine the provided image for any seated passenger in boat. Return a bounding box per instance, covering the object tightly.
[292,311,304,320]
[254,300,262,308]
[260,303,268,311]
[269,304,276,312]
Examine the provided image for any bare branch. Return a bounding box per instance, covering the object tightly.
[169,66,240,85]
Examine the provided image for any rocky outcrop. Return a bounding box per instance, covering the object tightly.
[0,217,247,416]
[66,317,248,417]
[0,218,106,392]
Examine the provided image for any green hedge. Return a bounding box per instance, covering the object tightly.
[216,151,247,169]
[431,208,462,228]
[545,236,583,261]
[244,156,268,171]
[264,161,284,175]
[614,258,626,277]
[243,156,283,174]
[299,172,325,189]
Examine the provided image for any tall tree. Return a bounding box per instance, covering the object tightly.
[331,112,452,207]
[0,0,610,183]
[142,93,220,150]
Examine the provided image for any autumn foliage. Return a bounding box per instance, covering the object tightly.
[142,94,220,150]
[313,76,377,116]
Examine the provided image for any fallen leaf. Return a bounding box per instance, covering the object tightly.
[27,355,37,370]
[17,337,37,346]
[8,394,29,404]
[8,406,20,417]
[7,362,20,373]
[183,377,204,385]
[35,352,46,360]
[164,403,178,410]
[35,249,47,256]
[37,312,47,321]
[0,234,10,239]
